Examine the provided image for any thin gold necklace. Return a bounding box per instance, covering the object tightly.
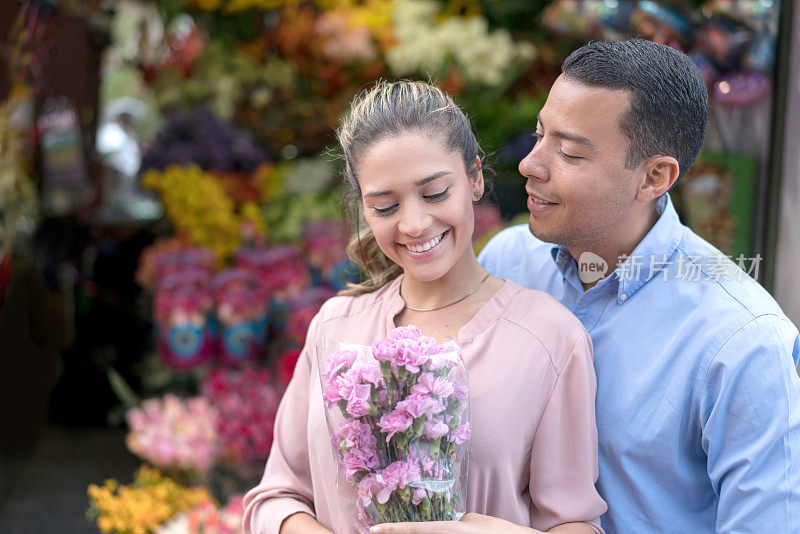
[402,273,491,312]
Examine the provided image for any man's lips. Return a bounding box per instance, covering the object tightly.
[527,190,559,205]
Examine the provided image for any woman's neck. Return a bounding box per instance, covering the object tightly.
[399,249,488,310]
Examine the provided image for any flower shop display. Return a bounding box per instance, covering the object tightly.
[286,286,336,345]
[201,367,281,467]
[87,465,215,534]
[154,271,216,369]
[318,325,470,530]
[211,269,270,366]
[156,495,245,534]
[125,394,220,473]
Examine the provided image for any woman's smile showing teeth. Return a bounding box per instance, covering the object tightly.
[402,231,447,255]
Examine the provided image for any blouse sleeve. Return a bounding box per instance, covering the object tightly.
[242,311,323,534]
[528,330,607,532]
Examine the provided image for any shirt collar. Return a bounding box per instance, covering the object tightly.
[548,194,683,303]
[614,194,683,303]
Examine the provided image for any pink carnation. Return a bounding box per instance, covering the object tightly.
[377,410,413,442]
[346,383,373,418]
[336,418,376,450]
[376,460,422,504]
[371,339,399,363]
[423,418,449,439]
[342,444,379,482]
[450,417,471,445]
[412,487,428,505]
[396,394,445,419]
[412,373,455,398]
[389,325,422,340]
[357,473,382,507]
[324,350,357,382]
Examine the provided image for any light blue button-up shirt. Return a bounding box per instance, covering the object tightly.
[478,195,800,533]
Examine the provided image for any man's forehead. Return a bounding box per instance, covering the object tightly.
[540,76,630,138]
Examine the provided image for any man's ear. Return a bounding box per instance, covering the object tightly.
[636,155,680,203]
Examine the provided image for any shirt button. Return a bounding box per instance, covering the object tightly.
[620,293,628,301]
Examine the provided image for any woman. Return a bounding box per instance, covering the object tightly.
[243,81,606,534]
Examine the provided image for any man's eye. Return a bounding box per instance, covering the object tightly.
[558,150,580,161]
[532,132,543,143]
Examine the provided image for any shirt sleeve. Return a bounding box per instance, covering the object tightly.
[700,314,800,533]
[242,312,322,534]
[528,330,607,532]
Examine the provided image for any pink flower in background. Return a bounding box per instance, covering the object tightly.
[377,410,413,442]
[376,460,422,504]
[412,373,455,398]
[423,418,449,439]
[201,367,280,466]
[125,394,219,472]
[396,394,445,419]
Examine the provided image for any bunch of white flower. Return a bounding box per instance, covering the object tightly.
[386,0,535,87]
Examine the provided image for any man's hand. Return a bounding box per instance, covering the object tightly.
[368,513,542,534]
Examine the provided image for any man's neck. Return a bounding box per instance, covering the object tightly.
[571,205,662,291]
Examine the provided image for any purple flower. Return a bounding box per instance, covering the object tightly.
[396,394,445,419]
[376,460,422,504]
[412,373,454,398]
[377,410,413,442]
[423,417,449,439]
[412,487,428,505]
[346,383,373,418]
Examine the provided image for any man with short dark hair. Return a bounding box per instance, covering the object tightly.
[479,39,800,532]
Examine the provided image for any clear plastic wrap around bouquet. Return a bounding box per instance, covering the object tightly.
[317,326,470,532]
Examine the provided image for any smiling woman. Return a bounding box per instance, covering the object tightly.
[242,81,606,534]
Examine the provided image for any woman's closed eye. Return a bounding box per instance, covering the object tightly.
[423,187,450,202]
[371,187,450,216]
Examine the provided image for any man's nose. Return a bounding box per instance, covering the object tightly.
[397,202,432,237]
[519,143,549,182]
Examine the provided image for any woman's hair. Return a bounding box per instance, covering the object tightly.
[336,80,484,296]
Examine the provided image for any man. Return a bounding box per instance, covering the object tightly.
[477,39,800,532]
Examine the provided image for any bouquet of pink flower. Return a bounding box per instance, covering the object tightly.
[317,326,470,532]
[126,394,219,473]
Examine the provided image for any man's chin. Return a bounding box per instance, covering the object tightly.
[528,219,562,245]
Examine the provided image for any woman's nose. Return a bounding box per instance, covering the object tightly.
[397,203,432,238]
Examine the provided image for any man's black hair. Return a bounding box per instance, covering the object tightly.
[562,38,708,180]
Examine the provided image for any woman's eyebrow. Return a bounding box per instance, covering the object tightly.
[363,171,452,198]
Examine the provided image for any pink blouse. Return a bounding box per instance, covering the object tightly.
[243,276,606,533]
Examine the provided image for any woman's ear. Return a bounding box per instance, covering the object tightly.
[636,155,679,203]
[471,156,484,200]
